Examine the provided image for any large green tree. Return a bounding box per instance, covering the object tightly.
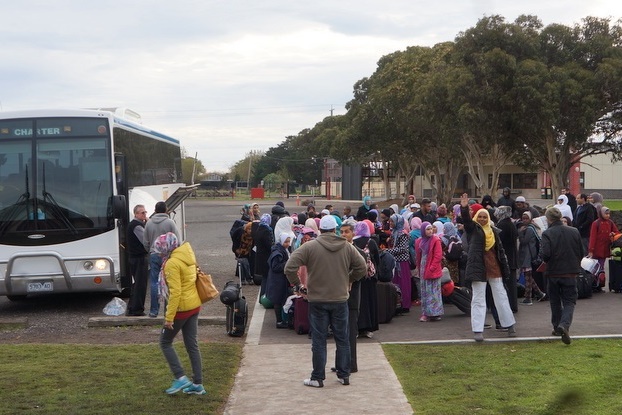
[455,15,622,197]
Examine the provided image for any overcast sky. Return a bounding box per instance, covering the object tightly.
[1,1,621,173]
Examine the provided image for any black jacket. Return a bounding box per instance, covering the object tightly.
[496,217,518,270]
[270,205,288,230]
[573,203,597,238]
[461,206,510,283]
[251,221,274,277]
[541,221,584,277]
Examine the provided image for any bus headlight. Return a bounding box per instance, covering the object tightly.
[83,261,94,271]
[95,260,108,270]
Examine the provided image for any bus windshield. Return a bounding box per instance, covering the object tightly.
[0,117,114,245]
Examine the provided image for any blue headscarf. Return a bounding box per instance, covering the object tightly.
[390,213,404,246]
[260,213,272,227]
[441,222,457,247]
[362,196,372,211]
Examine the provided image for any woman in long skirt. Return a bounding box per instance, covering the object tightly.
[415,222,444,321]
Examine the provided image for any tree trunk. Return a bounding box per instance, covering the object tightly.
[461,136,512,198]
[382,160,391,200]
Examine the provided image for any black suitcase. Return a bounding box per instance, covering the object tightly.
[448,286,471,316]
[577,271,593,299]
[226,297,248,337]
[376,281,398,324]
[609,259,622,293]
[225,260,248,337]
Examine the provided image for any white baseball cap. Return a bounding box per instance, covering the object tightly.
[319,215,338,230]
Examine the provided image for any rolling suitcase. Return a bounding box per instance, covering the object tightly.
[608,259,622,293]
[376,281,398,324]
[225,261,248,337]
[447,286,471,316]
[577,271,593,299]
[292,296,310,335]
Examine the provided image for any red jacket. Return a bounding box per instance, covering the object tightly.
[589,219,619,259]
[415,235,443,279]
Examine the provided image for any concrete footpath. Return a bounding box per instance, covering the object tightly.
[222,284,622,415]
[222,299,414,415]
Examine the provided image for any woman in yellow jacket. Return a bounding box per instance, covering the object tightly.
[154,232,205,395]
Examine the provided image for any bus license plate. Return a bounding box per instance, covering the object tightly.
[27,282,54,292]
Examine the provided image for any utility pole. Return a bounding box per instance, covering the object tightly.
[246,150,254,191]
[190,152,198,185]
[330,105,334,116]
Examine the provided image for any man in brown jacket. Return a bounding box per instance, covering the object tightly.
[285,215,367,388]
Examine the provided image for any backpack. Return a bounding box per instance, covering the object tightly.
[363,240,376,278]
[377,250,396,282]
[444,235,463,261]
[528,224,543,271]
[230,219,248,254]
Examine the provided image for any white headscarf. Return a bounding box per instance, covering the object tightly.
[274,217,295,244]
[554,194,573,221]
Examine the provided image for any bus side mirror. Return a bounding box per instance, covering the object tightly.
[112,195,126,219]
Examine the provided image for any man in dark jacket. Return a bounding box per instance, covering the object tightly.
[127,204,149,316]
[270,201,288,230]
[497,187,515,210]
[562,188,577,217]
[573,193,597,253]
[541,207,584,345]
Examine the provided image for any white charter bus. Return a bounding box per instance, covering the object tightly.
[0,108,197,300]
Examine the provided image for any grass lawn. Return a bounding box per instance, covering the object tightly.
[0,342,242,415]
[384,338,622,415]
[604,200,622,211]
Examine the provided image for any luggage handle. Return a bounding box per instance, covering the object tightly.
[237,259,244,292]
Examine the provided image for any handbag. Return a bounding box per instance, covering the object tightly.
[196,266,219,303]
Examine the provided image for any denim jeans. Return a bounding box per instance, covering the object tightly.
[547,276,577,331]
[149,253,162,316]
[308,301,350,381]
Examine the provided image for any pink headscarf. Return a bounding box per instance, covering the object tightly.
[410,216,422,231]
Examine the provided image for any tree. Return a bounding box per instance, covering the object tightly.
[181,155,206,184]
[453,15,622,197]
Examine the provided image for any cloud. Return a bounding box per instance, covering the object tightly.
[1,1,621,172]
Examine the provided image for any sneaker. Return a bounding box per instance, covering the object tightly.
[484,323,492,330]
[495,325,509,332]
[419,315,429,322]
[303,378,324,388]
[337,377,350,386]
[183,383,206,395]
[560,327,571,345]
[552,328,563,336]
[520,298,533,306]
[276,322,289,329]
[507,325,517,338]
[149,312,158,318]
[536,293,548,302]
[474,332,484,342]
[429,316,442,322]
[165,376,192,394]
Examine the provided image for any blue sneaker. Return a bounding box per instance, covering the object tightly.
[165,376,192,394]
[183,384,206,395]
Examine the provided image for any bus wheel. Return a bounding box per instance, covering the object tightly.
[7,295,27,301]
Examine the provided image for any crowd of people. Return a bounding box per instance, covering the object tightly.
[227,189,617,386]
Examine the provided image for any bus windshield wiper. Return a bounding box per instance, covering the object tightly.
[0,168,31,237]
[41,163,77,235]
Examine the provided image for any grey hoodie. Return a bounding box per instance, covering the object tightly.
[284,232,367,303]
[143,213,181,254]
